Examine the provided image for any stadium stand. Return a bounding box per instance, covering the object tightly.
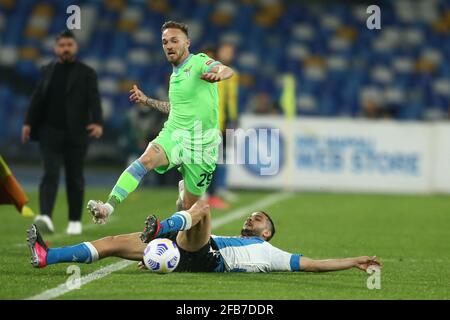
[0,0,449,158]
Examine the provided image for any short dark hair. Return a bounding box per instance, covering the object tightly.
[161,21,189,37]
[56,30,76,41]
[259,211,276,241]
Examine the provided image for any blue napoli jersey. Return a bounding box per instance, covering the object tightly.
[211,235,302,273]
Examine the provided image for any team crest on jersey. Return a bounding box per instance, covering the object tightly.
[184,65,192,78]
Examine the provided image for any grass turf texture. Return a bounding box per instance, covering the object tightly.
[0,188,449,299]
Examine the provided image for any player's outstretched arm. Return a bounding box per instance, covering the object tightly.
[200,64,234,83]
[299,256,381,272]
[129,84,170,114]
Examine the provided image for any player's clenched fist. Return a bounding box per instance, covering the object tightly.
[354,256,381,271]
[129,84,148,105]
[200,72,221,83]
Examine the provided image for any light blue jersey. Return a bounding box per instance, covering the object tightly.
[211,235,302,273]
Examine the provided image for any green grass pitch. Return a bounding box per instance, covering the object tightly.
[0,188,449,299]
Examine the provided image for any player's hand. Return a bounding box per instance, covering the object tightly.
[86,124,103,139]
[22,125,31,143]
[200,73,221,83]
[129,84,148,106]
[354,256,381,271]
[137,261,147,270]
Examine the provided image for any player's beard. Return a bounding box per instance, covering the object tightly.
[169,48,186,66]
[240,227,262,238]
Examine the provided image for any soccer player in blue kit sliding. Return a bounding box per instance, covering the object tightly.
[27,189,381,273]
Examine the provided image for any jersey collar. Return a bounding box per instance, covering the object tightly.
[173,53,193,74]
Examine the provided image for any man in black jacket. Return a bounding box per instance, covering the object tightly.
[22,30,103,235]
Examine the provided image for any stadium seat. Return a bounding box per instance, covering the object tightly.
[0,0,448,146]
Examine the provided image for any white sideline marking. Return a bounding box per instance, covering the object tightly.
[212,192,294,229]
[25,192,294,300]
[26,260,134,300]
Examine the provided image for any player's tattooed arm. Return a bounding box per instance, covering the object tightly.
[145,97,171,114]
[150,143,162,153]
[129,84,170,114]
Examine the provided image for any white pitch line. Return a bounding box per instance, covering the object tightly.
[26,260,134,300]
[25,192,294,300]
[212,192,294,229]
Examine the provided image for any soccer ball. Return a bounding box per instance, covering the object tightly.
[143,238,180,273]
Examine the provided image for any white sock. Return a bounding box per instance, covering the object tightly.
[104,203,114,215]
[175,210,192,230]
[83,242,99,263]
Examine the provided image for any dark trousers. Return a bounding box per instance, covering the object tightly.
[39,126,88,221]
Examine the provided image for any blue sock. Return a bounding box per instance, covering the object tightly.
[157,211,192,236]
[46,242,99,265]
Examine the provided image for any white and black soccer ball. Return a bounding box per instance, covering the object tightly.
[143,238,180,273]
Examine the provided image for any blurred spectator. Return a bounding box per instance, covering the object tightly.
[121,106,176,187]
[123,107,163,164]
[1,0,449,165]
[200,44,216,61]
[360,89,398,119]
[206,42,240,209]
[22,30,103,235]
[361,99,385,119]
[246,91,281,115]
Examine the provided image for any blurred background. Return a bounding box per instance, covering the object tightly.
[0,0,449,191]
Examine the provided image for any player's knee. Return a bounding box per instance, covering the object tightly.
[139,144,166,170]
[139,152,157,170]
[102,236,116,244]
[96,236,118,255]
[200,203,210,218]
[190,199,210,219]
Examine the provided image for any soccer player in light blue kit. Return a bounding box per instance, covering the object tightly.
[27,193,381,273]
